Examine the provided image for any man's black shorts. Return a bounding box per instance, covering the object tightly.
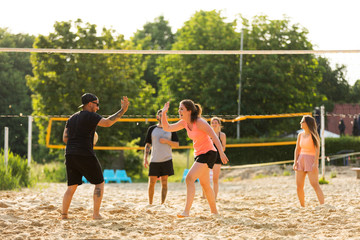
[195,150,217,169]
[65,154,104,186]
[149,159,174,177]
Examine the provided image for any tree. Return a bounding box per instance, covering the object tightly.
[156,12,328,137]
[0,28,35,156]
[132,16,175,94]
[26,20,155,171]
[349,79,360,103]
[239,15,326,136]
[156,10,239,116]
[316,56,350,109]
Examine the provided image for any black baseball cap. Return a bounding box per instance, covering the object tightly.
[78,93,98,108]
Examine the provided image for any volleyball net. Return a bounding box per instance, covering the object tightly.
[45,112,310,150]
[2,47,360,172]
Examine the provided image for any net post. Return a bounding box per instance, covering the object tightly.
[27,116,33,166]
[321,105,325,178]
[4,127,9,171]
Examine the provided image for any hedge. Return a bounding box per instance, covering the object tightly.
[225,136,360,166]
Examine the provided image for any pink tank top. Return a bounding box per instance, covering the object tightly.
[181,120,217,156]
[299,133,316,156]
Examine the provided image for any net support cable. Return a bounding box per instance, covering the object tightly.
[1,48,360,55]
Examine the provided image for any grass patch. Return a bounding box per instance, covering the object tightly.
[134,150,193,183]
[31,162,66,183]
[319,176,329,184]
[283,170,291,176]
[223,177,234,182]
[253,173,269,179]
[171,150,193,182]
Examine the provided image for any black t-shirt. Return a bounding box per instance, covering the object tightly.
[65,111,102,156]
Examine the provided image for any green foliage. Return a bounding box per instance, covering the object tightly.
[317,57,350,104]
[156,10,239,116]
[226,137,296,165]
[283,170,291,176]
[170,150,190,182]
[30,162,66,183]
[42,163,66,182]
[253,173,268,179]
[325,136,360,155]
[0,28,35,156]
[132,16,175,93]
[123,138,143,177]
[319,176,329,185]
[349,80,360,103]
[0,150,34,190]
[330,170,337,178]
[26,19,156,146]
[26,19,156,169]
[226,136,360,166]
[240,16,326,137]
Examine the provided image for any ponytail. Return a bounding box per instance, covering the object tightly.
[180,99,202,123]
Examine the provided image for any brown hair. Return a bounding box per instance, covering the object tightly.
[211,117,223,128]
[303,115,320,149]
[180,99,202,123]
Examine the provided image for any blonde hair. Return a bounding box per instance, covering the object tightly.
[211,117,223,128]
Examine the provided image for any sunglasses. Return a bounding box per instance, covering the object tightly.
[91,101,99,106]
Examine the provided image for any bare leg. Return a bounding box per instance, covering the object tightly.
[180,162,217,217]
[296,171,306,207]
[148,176,157,205]
[160,175,168,204]
[62,185,78,219]
[93,181,104,219]
[212,164,221,200]
[199,168,218,215]
[308,168,325,204]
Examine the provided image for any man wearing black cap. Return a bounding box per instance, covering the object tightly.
[61,93,129,220]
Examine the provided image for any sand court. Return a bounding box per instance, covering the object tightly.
[1,166,360,239]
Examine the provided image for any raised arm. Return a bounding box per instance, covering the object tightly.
[197,119,229,164]
[98,96,130,127]
[161,101,185,132]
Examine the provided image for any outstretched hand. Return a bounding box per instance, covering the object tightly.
[162,101,170,114]
[220,152,229,165]
[121,96,130,112]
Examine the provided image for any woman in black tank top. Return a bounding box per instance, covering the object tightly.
[202,117,226,200]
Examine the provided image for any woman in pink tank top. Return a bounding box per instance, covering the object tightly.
[161,99,229,217]
[293,115,324,207]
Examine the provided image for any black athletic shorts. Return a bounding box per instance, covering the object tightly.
[195,150,217,169]
[214,151,222,165]
[149,159,174,177]
[65,154,104,186]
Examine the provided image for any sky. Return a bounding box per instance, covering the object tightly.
[2,0,359,84]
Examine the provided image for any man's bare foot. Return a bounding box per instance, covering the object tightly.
[61,213,68,220]
[177,211,190,218]
[93,214,103,220]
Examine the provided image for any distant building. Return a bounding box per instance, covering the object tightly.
[326,103,360,136]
